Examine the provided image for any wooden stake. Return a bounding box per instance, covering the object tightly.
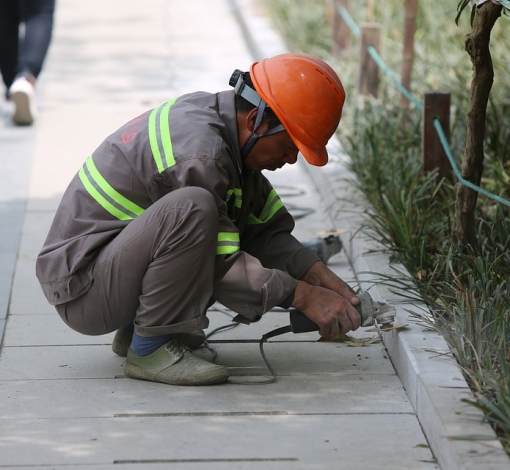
[367,0,375,22]
[325,0,334,27]
[358,23,380,98]
[400,0,418,109]
[423,91,451,180]
[332,0,351,55]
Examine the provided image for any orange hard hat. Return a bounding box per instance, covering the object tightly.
[250,53,345,167]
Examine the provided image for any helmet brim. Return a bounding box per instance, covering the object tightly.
[299,144,328,167]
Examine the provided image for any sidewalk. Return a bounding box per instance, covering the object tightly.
[0,0,508,468]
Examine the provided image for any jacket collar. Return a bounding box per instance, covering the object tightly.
[218,90,243,175]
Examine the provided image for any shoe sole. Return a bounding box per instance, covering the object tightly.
[124,361,229,386]
[11,91,34,125]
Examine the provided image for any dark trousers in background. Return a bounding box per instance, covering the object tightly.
[0,0,56,89]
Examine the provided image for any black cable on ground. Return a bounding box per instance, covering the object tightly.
[204,308,293,384]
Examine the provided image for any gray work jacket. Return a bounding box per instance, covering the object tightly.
[36,90,319,322]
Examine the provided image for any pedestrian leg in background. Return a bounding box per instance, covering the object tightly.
[0,0,56,125]
[0,0,20,98]
[56,187,230,386]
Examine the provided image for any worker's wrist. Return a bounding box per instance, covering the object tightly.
[301,260,325,286]
[291,281,314,311]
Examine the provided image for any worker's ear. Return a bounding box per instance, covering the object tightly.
[245,107,259,133]
[238,107,268,149]
[245,107,269,134]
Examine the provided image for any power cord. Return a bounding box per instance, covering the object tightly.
[204,306,292,384]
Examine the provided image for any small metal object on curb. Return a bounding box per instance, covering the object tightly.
[302,234,343,264]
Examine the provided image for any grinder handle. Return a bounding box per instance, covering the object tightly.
[289,303,363,334]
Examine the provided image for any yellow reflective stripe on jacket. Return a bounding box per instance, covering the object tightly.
[217,232,240,255]
[148,98,177,173]
[226,187,242,208]
[246,189,283,225]
[79,155,145,220]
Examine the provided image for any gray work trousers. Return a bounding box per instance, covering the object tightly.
[56,187,217,337]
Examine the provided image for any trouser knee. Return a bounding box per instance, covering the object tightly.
[56,187,220,337]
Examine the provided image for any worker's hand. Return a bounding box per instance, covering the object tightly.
[301,261,360,306]
[292,281,361,338]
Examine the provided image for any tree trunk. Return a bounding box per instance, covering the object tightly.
[400,0,418,110]
[454,1,502,249]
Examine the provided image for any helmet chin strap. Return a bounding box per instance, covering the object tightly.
[229,70,285,160]
[241,101,285,160]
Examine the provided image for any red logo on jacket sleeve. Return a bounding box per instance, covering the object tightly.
[121,126,140,143]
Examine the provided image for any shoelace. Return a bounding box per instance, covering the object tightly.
[165,340,187,360]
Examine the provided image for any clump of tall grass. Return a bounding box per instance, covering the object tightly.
[343,96,510,448]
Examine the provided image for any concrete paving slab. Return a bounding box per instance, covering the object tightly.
[1,464,296,470]
[195,341,394,376]
[14,210,53,258]
[0,128,36,201]
[0,414,438,469]
[0,345,125,380]
[0,253,16,320]
[5,179,62,321]
[0,137,36,347]
[0,373,413,419]
[9,256,54,315]
[2,314,115,347]
[0,120,36,335]
[0,341,392,381]
[8,212,58,316]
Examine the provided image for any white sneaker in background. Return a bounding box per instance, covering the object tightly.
[8,76,37,125]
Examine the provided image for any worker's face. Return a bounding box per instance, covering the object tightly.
[244,130,299,172]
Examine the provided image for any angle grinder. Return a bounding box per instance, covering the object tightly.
[261,292,405,343]
[289,291,404,334]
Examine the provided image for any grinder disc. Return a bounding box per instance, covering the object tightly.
[365,323,408,333]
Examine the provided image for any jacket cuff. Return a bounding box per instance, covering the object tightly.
[278,288,295,309]
[284,246,321,280]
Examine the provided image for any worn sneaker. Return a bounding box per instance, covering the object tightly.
[112,329,206,357]
[124,339,229,385]
[8,75,37,125]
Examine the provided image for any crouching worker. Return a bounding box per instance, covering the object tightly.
[36,53,361,386]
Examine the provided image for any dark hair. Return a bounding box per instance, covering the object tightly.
[234,72,282,130]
